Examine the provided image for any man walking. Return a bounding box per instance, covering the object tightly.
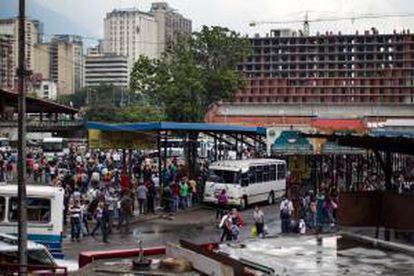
[280,195,294,234]
[69,200,82,242]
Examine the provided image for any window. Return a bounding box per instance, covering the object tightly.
[207,170,240,184]
[256,166,263,183]
[269,165,276,181]
[248,168,256,184]
[9,197,51,223]
[277,164,286,180]
[263,165,270,182]
[0,197,5,221]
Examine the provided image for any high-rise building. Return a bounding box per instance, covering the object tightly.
[49,35,84,95]
[207,28,414,126]
[0,18,39,90]
[103,2,191,64]
[33,43,50,80]
[0,35,14,90]
[150,2,192,56]
[103,8,159,62]
[85,52,130,88]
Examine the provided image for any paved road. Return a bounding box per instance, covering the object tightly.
[62,203,281,260]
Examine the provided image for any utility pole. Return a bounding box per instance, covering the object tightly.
[17,0,28,274]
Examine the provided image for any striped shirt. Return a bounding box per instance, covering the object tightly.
[69,205,81,218]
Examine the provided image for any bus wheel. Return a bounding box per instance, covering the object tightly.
[240,197,248,210]
[268,192,275,205]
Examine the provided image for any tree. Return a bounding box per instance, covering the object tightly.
[129,26,250,122]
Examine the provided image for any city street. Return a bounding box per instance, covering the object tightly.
[62,204,281,260]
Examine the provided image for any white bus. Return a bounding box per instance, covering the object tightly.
[203,159,287,209]
[0,185,65,259]
[42,137,69,161]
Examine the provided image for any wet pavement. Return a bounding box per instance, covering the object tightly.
[63,205,414,275]
[219,235,414,275]
[62,204,281,260]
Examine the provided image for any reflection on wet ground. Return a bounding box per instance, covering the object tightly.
[219,235,414,276]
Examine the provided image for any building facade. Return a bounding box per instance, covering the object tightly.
[150,2,192,56]
[103,8,159,62]
[35,80,57,100]
[85,52,129,88]
[208,28,414,126]
[0,35,14,90]
[0,18,39,91]
[103,2,191,64]
[49,35,84,96]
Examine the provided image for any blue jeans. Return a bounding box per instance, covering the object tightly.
[180,196,187,209]
[172,196,179,212]
[70,217,81,240]
[281,217,291,233]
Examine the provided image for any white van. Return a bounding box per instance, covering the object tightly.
[203,159,286,209]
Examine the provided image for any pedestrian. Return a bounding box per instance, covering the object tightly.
[105,188,118,234]
[136,183,148,215]
[80,199,90,236]
[170,182,180,213]
[118,190,133,234]
[230,208,244,242]
[253,205,265,238]
[280,195,294,234]
[91,201,104,237]
[216,189,228,221]
[219,210,232,242]
[101,203,109,243]
[179,179,189,209]
[69,199,82,242]
[147,181,156,213]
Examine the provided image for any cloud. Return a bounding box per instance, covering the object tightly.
[4,0,414,42]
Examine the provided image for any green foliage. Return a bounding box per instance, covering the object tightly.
[129,26,250,122]
[117,104,166,122]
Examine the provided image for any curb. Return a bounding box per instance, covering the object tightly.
[339,231,414,257]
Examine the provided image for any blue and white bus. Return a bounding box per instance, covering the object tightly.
[0,185,65,258]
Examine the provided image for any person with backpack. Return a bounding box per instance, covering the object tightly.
[280,195,294,233]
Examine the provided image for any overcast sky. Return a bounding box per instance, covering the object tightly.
[7,0,414,43]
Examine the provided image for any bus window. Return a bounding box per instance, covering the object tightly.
[248,168,256,184]
[256,166,263,182]
[241,173,249,187]
[263,165,270,182]
[208,170,240,184]
[277,164,286,180]
[9,198,51,223]
[269,165,276,181]
[0,197,5,221]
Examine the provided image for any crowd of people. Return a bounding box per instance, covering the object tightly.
[0,145,207,243]
[1,147,414,244]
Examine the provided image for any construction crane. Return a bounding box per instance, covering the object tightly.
[249,12,414,35]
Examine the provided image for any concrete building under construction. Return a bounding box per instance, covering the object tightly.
[207,28,414,128]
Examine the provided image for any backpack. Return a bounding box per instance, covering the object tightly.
[280,202,291,219]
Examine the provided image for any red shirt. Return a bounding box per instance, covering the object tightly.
[171,184,179,197]
[120,175,130,191]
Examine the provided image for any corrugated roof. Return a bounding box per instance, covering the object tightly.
[86,121,266,136]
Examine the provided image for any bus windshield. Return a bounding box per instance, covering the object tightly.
[208,169,240,184]
[43,142,63,152]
